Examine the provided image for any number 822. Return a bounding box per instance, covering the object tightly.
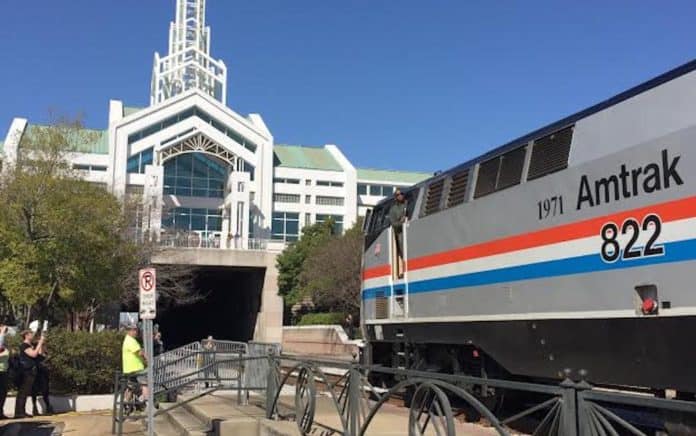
[600,214,664,263]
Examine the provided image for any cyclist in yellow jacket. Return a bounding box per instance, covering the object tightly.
[122,324,148,400]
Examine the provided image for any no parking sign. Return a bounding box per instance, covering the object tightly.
[139,267,157,320]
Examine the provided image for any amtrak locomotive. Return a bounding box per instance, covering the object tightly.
[360,58,696,396]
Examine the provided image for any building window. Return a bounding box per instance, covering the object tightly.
[305,213,311,226]
[364,184,397,196]
[274,177,300,184]
[162,207,222,239]
[305,179,312,186]
[243,161,255,182]
[127,106,258,152]
[73,164,107,172]
[236,202,244,237]
[163,153,228,198]
[305,195,311,204]
[272,212,299,241]
[237,182,245,192]
[126,147,154,174]
[273,193,301,203]
[316,214,344,234]
[316,196,344,206]
[316,180,344,187]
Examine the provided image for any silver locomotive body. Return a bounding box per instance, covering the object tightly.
[361,59,696,392]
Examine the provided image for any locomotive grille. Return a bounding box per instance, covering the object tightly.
[475,145,527,198]
[527,126,573,180]
[474,156,500,198]
[497,146,526,190]
[375,294,388,319]
[446,169,470,208]
[423,179,445,216]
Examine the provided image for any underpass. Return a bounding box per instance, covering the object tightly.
[151,247,283,346]
[157,266,265,348]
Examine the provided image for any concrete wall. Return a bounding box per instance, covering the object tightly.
[282,325,361,361]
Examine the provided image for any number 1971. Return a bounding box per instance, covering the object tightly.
[538,196,564,220]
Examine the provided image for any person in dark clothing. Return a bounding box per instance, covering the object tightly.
[31,342,53,416]
[388,189,407,278]
[0,323,9,419]
[15,329,44,418]
[153,325,165,356]
[343,314,355,340]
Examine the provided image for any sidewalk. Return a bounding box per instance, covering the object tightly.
[0,411,142,436]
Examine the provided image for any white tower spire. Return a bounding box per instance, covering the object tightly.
[150,0,227,106]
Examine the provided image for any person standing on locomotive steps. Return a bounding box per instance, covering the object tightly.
[389,189,407,278]
[122,324,149,401]
[15,329,45,418]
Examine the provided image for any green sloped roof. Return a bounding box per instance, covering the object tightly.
[24,124,109,155]
[274,144,343,171]
[357,168,432,184]
[123,106,143,117]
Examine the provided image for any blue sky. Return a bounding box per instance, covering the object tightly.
[1,1,695,173]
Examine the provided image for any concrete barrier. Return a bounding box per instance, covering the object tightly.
[258,419,302,436]
[281,325,362,361]
[3,393,114,416]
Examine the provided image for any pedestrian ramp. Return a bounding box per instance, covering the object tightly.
[153,391,300,436]
[151,390,500,436]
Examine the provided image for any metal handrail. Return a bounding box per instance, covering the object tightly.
[113,345,696,436]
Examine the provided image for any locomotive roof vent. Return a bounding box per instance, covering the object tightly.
[422,178,445,216]
[527,125,574,181]
[446,168,470,208]
[474,145,526,198]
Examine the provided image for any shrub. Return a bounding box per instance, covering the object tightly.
[6,329,123,395]
[47,329,123,394]
[297,312,345,326]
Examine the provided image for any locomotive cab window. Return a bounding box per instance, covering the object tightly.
[364,188,419,279]
[362,209,373,233]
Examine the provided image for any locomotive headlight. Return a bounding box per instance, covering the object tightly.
[641,297,658,315]
[635,284,659,315]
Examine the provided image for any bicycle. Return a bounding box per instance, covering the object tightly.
[120,375,146,416]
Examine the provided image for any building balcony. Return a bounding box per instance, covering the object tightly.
[131,229,285,252]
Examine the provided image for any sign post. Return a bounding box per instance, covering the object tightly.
[139,268,156,436]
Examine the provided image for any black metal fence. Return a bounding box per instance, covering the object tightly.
[112,346,696,435]
[267,356,696,436]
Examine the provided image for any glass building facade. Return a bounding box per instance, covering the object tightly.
[162,207,223,238]
[161,153,229,239]
[163,153,228,198]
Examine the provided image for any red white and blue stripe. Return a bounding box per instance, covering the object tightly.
[362,195,696,300]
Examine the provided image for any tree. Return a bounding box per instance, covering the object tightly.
[299,219,364,320]
[276,221,335,314]
[0,117,136,327]
[0,115,199,329]
[117,189,199,312]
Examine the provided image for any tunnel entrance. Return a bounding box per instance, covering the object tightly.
[157,266,265,348]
